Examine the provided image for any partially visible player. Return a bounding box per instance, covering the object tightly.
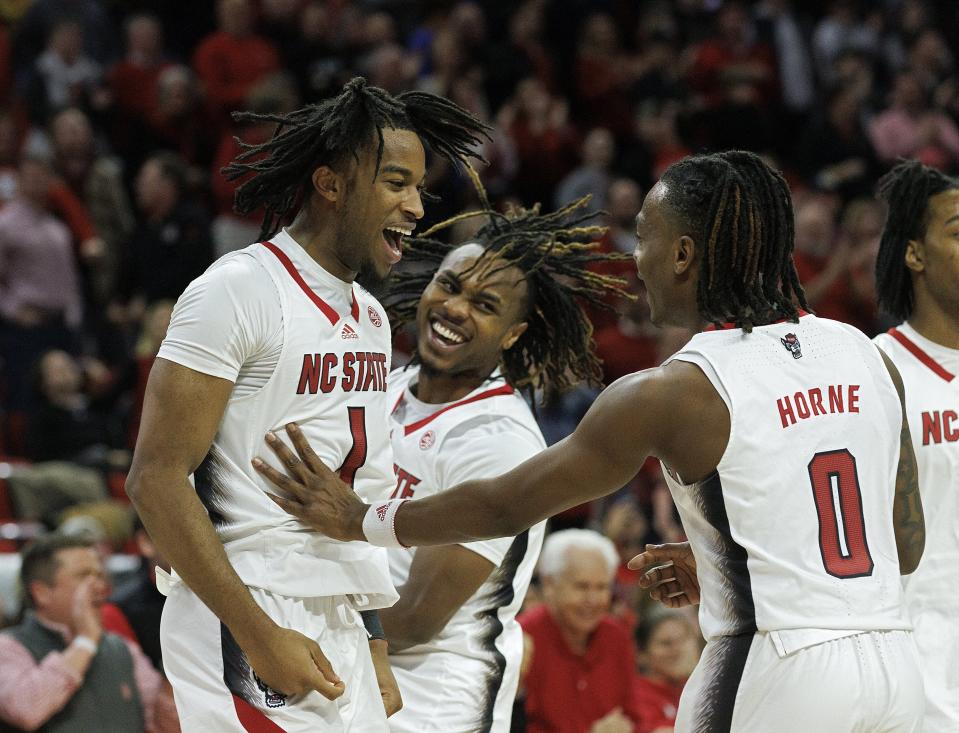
[377,191,631,733]
[255,151,926,733]
[873,159,959,733]
[126,78,488,732]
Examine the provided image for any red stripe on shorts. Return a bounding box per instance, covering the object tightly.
[232,695,287,732]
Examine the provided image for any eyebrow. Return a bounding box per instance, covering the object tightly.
[380,164,425,185]
[438,269,506,304]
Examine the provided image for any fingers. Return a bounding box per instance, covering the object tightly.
[309,643,345,701]
[264,491,306,520]
[264,431,310,482]
[252,456,310,504]
[284,423,334,478]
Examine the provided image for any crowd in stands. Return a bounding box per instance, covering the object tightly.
[0,0,957,730]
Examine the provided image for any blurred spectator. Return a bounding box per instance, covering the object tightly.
[117,152,212,312]
[572,13,633,141]
[25,349,129,470]
[25,19,106,124]
[519,529,641,733]
[141,65,218,169]
[12,0,116,77]
[633,612,701,733]
[555,127,615,216]
[0,154,82,410]
[48,107,135,305]
[192,0,281,129]
[755,0,816,117]
[811,0,879,86]
[363,43,419,97]
[0,534,178,732]
[108,13,173,160]
[416,27,466,98]
[595,277,659,385]
[484,0,555,112]
[500,76,579,207]
[798,85,880,200]
[128,300,174,446]
[633,100,691,185]
[869,69,959,169]
[111,520,169,672]
[0,109,21,206]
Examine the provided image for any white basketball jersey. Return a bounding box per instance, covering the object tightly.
[874,323,959,612]
[158,232,397,606]
[662,314,908,642]
[385,365,546,732]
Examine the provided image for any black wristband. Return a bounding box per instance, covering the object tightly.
[361,610,386,641]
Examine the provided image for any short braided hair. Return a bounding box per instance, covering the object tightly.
[659,150,808,331]
[875,159,959,320]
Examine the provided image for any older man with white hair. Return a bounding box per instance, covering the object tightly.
[518,529,641,733]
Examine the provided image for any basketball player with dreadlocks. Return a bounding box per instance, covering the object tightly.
[373,192,630,733]
[254,150,927,732]
[872,160,959,733]
[126,78,488,731]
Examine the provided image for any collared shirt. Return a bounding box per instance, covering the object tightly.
[519,605,640,733]
[0,614,178,732]
[0,197,83,326]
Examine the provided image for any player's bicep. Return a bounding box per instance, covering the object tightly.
[131,358,235,480]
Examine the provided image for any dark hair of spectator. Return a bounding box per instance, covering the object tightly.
[147,151,189,196]
[222,76,491,240]
[386,167,633,397]
[634,611,692,651]
[20,534,96,608]
[658,150,808,332]
[875,159,959,320]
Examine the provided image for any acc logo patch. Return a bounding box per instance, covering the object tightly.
[419,430,436,450]
[254,673,288,708]
[368,305,383,327]
[780,333,802,359]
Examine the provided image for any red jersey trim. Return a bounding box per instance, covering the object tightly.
[705,310,810,332]
[401,384,515,436]
[888,327,955,383]
[262,241,358,327]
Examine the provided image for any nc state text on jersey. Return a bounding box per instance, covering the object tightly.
[776,384,861,428]
[296,352,388,394]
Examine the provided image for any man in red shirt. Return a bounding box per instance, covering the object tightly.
[633,612,701,733]
[519,530,640,733]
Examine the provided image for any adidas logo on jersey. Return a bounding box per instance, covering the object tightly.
[341,324,359,340]
[376,504,389,521]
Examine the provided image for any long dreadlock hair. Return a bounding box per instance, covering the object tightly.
[222,77,491,240]
[385,167,634,398]
[658,150,808,332]
[875,159,959,320]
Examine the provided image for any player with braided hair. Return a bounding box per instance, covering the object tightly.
[371,189,633,732]
[873,160,959,733]
[127,78,488,731]
[255,151,925,732]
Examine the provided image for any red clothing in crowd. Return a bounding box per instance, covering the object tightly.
[192,31,280,119]
[792,251,878,335]
[687,41,778,108]
[109,60,173,124]
[633,675,682,733]
[519,605,641,733]
[594,325,659,385]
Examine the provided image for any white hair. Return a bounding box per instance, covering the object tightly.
[537,529,619,580]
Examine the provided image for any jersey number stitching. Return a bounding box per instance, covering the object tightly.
[338,406,368,488]
[807,449,874,578]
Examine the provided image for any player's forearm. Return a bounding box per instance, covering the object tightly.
[126,467,277,644]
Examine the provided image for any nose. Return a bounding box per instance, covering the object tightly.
[442,292,470,321]
[404,187,425,221]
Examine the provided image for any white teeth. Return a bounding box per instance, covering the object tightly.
[431,320,464,344]
[385,226,414,236]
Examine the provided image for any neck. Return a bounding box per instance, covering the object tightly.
[147,198,176,223]
[288,207,356,283]
[414,364,495,404]
[558,625,590,656]
[907,289,959,349]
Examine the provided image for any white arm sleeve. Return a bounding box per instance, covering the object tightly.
[157,253,282,384]
[436,420,545,566]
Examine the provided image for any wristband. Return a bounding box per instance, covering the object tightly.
[73,635,98,654]
[361,610,387,641]
[362,499,408,548]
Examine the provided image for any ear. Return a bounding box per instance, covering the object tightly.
[311,166,344,205]
[501,321,529,351]
[673,235,696,276]
[904,238,925,273]
[29,580,51,609]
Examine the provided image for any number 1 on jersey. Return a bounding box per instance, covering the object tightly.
[338,406,368,488]
[807,449,874,578]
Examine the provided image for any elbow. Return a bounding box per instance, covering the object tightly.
[899,536,925,576]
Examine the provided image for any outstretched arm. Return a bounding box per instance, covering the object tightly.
[254,362,727,546]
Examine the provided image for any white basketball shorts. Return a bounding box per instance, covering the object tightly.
[160,581,388,732]
[675,629,924,733]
